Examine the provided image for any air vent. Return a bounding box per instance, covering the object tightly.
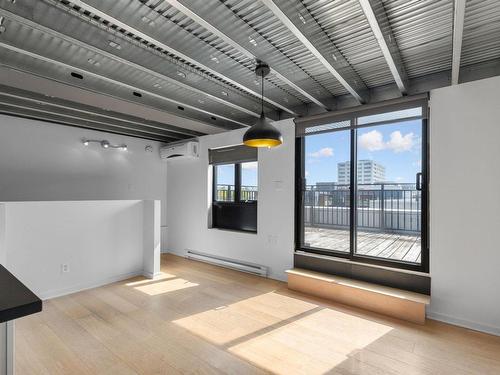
[71,72,83,79]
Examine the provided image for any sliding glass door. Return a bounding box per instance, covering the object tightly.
[296,102,428,272]
[303,128,351,253]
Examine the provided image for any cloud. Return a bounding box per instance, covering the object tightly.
[359,130,415,153]
[242,161,258,170]
[359,130,385,151]
[387,131,415,153]
[309,147,334,158]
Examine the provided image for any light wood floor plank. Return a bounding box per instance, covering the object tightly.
[15,254,500,375]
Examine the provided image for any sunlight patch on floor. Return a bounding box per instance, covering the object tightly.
[228,308,393,375]
[172,291,318,345]
[133,278,199,296]
[125,272,177,286]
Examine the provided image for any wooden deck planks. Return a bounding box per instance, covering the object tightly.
[304,227,421,263]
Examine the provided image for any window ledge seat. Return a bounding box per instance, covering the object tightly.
[286,268,430,324]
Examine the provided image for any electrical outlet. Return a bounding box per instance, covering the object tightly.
[61,264,70,273]
[268,235,278,245]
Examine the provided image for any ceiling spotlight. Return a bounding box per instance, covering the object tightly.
[108,40,121,50]
[210,55,219,63]
[248,35,258,46]
[101,140,110,148]
[298,13,306,24]
[120,145,127,151]
[83,140,89,146]
[221,91,229,97]
[177,71,186,78]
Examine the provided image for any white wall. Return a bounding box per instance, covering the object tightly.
[166,120,295,281]
[428,76,500,335]
[1,200,160,299]
[0,114,169,250]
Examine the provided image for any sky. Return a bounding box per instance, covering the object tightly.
[216,161,258,187]
[215,118,422,188]
[305,119,422,185]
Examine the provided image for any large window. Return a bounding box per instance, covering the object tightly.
[296,97,428,272]
[210,146,258,232]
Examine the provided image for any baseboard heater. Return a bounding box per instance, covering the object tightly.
[186,250,268,277]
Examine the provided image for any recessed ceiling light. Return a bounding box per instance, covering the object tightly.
[177,71,186,78]
[210,55,219,64]
[248,35,257,46]
[141,16,155,27]
[153,83,162,88]
[332,53,338,61]
[87,58,100,66]
[298,13,306,24]
[197,99,205,104]
[221,91,229,97]
[108,40,121,50]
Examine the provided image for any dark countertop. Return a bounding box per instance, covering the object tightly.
[0,264,42,323]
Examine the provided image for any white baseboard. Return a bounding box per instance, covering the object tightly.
[427,311,500,336]
[38,269,144,300]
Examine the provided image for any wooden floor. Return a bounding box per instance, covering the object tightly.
[16,254,500,375]
[305,227,422,263]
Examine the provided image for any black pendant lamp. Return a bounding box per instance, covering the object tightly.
[243,63,283,148]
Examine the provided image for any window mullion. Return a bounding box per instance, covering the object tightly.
[235,163,242,202]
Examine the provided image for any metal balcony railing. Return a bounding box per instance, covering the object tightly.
[303,183,421,233]
[215,185,258,202]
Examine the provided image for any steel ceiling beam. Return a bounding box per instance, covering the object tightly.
[0,84,202,139]
[162,0,332,110]
[451,0,466,85]
[0,97,181,141]
[358,0,409,95]
[0,7,261,119]
[0,105,174,143]
[64,0,298,115]
[260,0,369,104]
[0,42,250,128]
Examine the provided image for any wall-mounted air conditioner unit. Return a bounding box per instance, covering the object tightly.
[160,140,199,160]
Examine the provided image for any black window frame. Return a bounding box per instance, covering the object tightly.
[212,162,258,233]
[295,104,429,274]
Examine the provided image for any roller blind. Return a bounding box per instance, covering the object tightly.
[295,94,428,137]
[209,145,257,165]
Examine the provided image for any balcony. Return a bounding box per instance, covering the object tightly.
[303,183,422,263]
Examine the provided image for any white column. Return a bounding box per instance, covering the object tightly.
[143,200,161,279]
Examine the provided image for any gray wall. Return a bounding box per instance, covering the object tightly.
[0,114,168,228]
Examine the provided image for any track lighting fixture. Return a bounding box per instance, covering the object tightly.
[83,139,127,151]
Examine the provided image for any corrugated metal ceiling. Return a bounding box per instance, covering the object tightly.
[0,0,498,141]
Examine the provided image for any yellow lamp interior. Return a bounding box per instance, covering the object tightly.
[243,138,282,148]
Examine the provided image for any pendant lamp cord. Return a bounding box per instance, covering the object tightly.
[261,73,264,113]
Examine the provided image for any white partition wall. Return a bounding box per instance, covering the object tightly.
[2,200,161,300]
[429,76,500,335]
